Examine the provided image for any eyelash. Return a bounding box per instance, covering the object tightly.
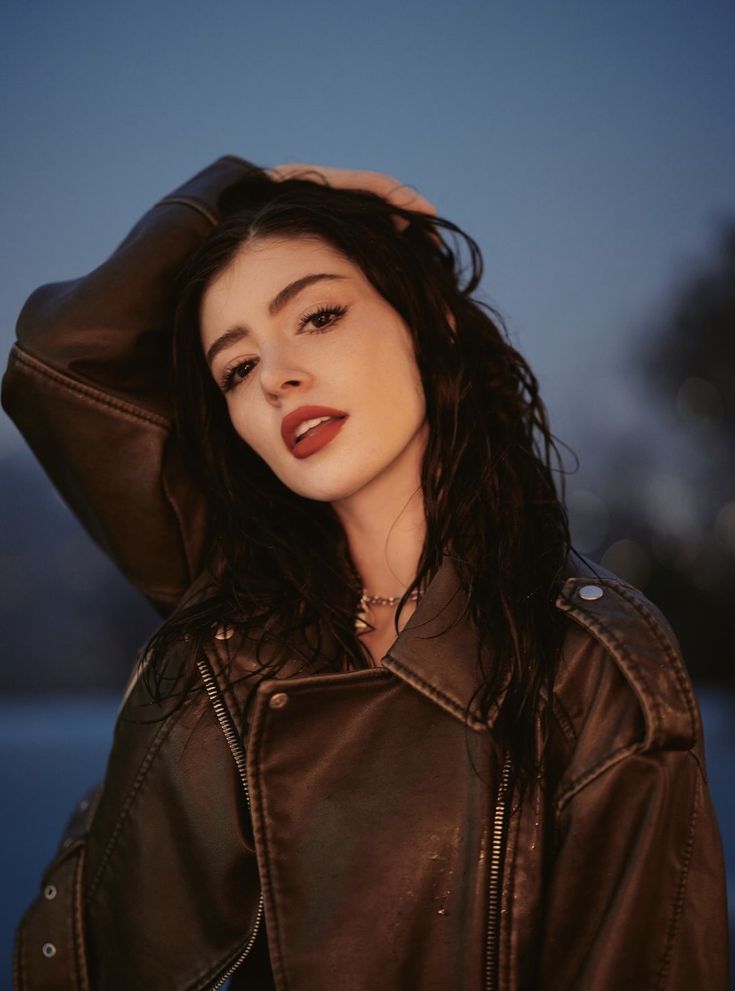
[298,303,347,332]
[220,304,347,393]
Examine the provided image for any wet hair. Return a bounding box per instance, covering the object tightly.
[143,168,571,785]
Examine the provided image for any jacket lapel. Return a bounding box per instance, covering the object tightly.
[383,555,509,732]
[203,555,509,735]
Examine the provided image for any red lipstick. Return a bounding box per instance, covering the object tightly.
[281,406,348,460]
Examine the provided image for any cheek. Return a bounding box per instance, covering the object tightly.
[383,340,426,419]
[226,397,266,455]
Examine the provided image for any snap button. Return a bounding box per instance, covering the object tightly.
[43,885,57,901]
[578,584,604,601]
[269,692,289,710]
[42,942,57,958]
[79,799,89,812]
[214,625,234,641]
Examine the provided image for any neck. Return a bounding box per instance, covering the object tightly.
[332,476,426,599]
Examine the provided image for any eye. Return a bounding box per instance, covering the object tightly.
[298,304,347,333]
[221,358,257,393]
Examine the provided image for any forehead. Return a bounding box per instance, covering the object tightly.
[200,235,361,329]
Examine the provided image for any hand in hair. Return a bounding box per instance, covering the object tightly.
[265,163,437,231]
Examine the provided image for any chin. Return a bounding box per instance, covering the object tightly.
[275,463,380,505]
[283,478,364,504]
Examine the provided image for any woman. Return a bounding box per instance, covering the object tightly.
[5,156,729,990]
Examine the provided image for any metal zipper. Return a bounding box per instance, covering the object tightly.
[196,655,265,990]
[205,920,263,991]
[485,752,512,991]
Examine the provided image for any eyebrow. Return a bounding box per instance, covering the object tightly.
[205,272,348,368]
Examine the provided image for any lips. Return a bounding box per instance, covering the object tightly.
[281,405,348,459]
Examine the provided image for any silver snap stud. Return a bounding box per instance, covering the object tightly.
[42,942,57,958]
[578,584,604,601]
[79,799,89,811]
[214,625,234,641]
[43,885,57,901]
[269,692,289,710]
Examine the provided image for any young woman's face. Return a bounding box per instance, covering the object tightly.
[200,236,427,506]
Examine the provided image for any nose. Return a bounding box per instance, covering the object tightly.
[258,349,313,404]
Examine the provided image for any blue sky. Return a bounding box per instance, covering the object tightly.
[1,0,734,461]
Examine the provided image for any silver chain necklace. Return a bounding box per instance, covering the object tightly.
[355,588,420,633]
[360,589,420,607]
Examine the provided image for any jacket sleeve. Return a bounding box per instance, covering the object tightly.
[1,155,265,615]
[536,739,729,989]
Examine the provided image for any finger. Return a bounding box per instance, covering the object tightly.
[268,165,437,217]
[360,171,437,215]
[385,182,438,217]
[265,164,330,183]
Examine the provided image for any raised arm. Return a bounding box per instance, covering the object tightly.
[2,158,438,615]
[2,156,264,614]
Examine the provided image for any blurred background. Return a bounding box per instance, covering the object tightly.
[1,0,733,981]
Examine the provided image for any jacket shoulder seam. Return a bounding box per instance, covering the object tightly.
[611,582,699,736]
[9,345,171,430]
[555,741,642,811]
[557,579,697,750]
[570,600,667,736]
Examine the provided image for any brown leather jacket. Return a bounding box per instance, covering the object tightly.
[3,158,729,990]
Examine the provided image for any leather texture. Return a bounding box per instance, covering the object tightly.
[2,156,259,612]
[5,159,729,990]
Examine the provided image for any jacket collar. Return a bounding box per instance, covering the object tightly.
[383,555,509,732]
[204,555,509,734]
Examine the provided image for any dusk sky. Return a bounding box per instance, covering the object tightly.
[2,0,733,463]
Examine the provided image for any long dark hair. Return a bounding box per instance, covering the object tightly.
[143,168,571,783]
